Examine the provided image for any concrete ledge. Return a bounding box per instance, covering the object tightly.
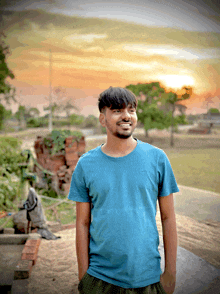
[11,279,29,294]
[14,260,33,280]
[15,234,41,281]
[3,228,15,234]
[0,232,41,293]
[0,234,29,245]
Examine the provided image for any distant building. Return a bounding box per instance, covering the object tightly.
[199,112,220,126]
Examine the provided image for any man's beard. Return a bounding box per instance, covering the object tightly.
[115,132,132,139]
[105,118,135,139]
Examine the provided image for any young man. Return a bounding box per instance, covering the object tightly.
[68,87,179,294]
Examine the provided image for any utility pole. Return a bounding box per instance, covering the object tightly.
[48,49,52,132]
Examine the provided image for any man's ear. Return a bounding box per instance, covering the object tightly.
[99,113,106,127]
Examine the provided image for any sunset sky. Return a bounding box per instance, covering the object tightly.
[1,0,220,116]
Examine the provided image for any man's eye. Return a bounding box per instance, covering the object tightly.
[113,109,120,113]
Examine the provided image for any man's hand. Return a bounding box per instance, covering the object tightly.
[160,271,176,294]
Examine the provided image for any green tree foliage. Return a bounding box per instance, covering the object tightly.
[83,115,98,128]
[28,107,40,118]
[0,137,24,210]
[208,108,220,114]
[44,102,59,118]
[63,101,78,118]
[161,87,192,146]
[126,82,192,145]
[0,35,16,104]
[0,103,12,130]
[70,113,85,126]
[14,104,28,128]
[126,82,168,136]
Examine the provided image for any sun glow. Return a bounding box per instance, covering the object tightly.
[158,75,195,90]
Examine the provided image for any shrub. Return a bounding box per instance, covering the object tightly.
[70,114,85,126]
[82,115,98,128]
[0,137,25,211]
[45,129,84,154]
[27,117,48,128]
[0,167,19,211]
[0,137,24,175]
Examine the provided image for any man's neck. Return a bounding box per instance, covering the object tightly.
[102,136,137,157]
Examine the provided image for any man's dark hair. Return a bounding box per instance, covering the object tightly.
[98,87,137,113]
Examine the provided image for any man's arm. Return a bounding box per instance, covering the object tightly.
[158,193,177,294]
[76,201,91,281]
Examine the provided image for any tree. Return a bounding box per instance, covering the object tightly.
[14,105,28,129]
[208,108,219,114]
[126,82,192,146]
[0,34,16,104]
[63,101,78,118]
[161,87,192,146]
[28,107,40,118]
[126,82,168,137]
[53,87,77,118]
[44,102,59,119]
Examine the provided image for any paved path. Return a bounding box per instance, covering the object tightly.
[159,237,220,294]
[175,185,220,222]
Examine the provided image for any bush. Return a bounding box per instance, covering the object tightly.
[175,114,188,125]
[0,137,24,175]
[27,117,48,128]
[0,137,26,211]
[70,114,85,126]
[0,167,19,211]
[83,115,98,128]
[53,119,70,127]
[0,136,22,149]
[45,129,84,154]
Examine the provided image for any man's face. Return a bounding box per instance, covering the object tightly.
[100,104,137,139]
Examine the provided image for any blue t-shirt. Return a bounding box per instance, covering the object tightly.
[68,140,179,288]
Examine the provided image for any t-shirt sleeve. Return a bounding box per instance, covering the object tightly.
[158,150,179,197]
[68,160,90,202]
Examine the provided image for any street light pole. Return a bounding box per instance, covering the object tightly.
[48,49,52,132]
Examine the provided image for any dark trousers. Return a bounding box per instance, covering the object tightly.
[78,273,167,294]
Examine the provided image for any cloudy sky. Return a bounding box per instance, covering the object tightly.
[1,0,220,115]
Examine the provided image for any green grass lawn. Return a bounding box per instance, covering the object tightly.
[165,148,220,194]
[40,197,76,225]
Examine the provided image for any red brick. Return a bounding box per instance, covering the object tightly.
[21,252,37,261]
[25,239,41,249]
[65,139,78,149]
[22,245,38,254]
[14,260,33,280]
[22,245,38,261]
[77,140,86,153]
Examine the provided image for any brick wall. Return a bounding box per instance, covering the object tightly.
[34,136,86,195]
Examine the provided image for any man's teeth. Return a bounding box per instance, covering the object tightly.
[120,124,130,127]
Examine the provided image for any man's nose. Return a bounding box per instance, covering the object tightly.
[121,109,131,120]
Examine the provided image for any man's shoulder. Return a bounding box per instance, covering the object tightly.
[137,139,165,156]
[78,145,102,164]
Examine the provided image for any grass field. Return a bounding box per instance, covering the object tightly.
[166,148,220,193]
